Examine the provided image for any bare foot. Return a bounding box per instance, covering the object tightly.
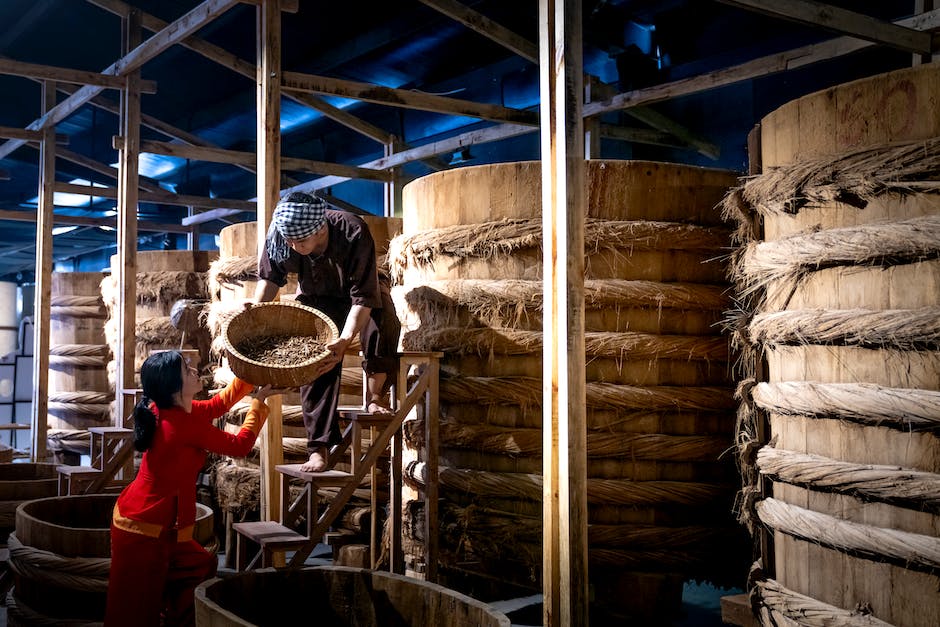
[300,447,328,472]
[367,400,393,416]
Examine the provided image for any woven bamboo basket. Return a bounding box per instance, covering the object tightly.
[222,301,339,387]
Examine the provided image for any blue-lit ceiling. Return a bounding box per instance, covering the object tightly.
[0,0,924,282]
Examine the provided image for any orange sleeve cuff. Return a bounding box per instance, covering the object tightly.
[241,398,270,437]
[218,377,255,408]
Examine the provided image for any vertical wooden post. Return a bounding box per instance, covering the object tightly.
[383,139,400,217]
[913,1,937,65]
[30,80,56,461]
[116,8,141,428]
[539,1,589,625]
[583,76,601,159]
[423,355,440,583]
[257,0,283,522]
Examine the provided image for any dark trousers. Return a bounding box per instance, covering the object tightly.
[301,292,400,453]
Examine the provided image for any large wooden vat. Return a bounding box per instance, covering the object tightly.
[0,462,58,542]
[195,565,510,626]
[393,160,747,620]
[48,272,112,432]
[7,494,215,625]
[729,63,940,627]
[103,250,218,386]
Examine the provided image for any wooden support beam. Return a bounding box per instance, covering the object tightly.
[0,57,157,91]
[622,107,720,159]
[54,181,256,212]
[137,139,391,182]
[583,8,940,118]
[257,0,284,525]
[116,8,142,428]
[0,208,194,233]
[181,208,243,226]
[31,80,56,462]
[0,125,68,143]
[718,0,933,55]
[282,71,539,126]
[539,1,589,625]
[285,123,534,194]
[87,0,394,144]
[0,0,241,161]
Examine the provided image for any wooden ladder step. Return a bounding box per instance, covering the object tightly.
[275,465,357,486]
[87,426,133,437]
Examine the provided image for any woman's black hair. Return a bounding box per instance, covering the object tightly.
[133,351,184,452]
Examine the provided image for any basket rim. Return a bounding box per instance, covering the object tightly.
[221,301,339,371]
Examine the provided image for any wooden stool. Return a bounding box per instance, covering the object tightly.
[56,465,100,495]
[232,520,308,570]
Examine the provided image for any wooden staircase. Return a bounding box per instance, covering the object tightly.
[233,352,441,579]
[56,426,135,495]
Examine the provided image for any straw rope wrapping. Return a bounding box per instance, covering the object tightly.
[49,344,110,367]
[46,429,90,455]
[389,218,731,283]
[48,391,112,418]
[440,373,736,412]
[757,446,940,512]
[207,255,259,296]
[100,271,209,307]
[400,279,729,329]
[50,294,107,320]
[721,136,940,243]
[756,497,940,572]
[732,379,764,534]
[748,307,940,350]
[404,417,729,461]
[735,215,940,306]
[6,531,109,593]
[404,327,730,362]
[407,462,735,507]
[751,381,940,432]
[753,576,894,627]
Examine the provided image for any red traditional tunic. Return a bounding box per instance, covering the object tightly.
[106,378,268,627]
[112,377,264,539]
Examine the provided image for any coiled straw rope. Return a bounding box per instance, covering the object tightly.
[748,307,940,349]
[756,498,940,572]
[5,590,102,627]
[6,532,109,592]
[389,217,731,282]
[751,381,940,432]
[736,215,940,302]
[407,462,735,507]
[753,576,894,627]
[757,447,940,511]
[440,373,736,412]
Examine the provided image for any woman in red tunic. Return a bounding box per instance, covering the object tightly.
[105,350,276,626]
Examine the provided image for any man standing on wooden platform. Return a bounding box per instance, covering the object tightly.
[255,192,400,472]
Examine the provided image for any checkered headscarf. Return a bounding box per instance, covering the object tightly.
[265,192,328,262]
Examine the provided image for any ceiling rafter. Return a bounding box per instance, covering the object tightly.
[717,0,934,55]
[416,0,719,158]
[0,0,243,161]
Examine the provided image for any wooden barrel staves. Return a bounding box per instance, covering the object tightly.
[392,160,748,621]
[726,63,940,627]
[48,272,113,433]
[195,565,510,626]
[102,250,218,393]
[6,494,216,625]
[0,463,58,543]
